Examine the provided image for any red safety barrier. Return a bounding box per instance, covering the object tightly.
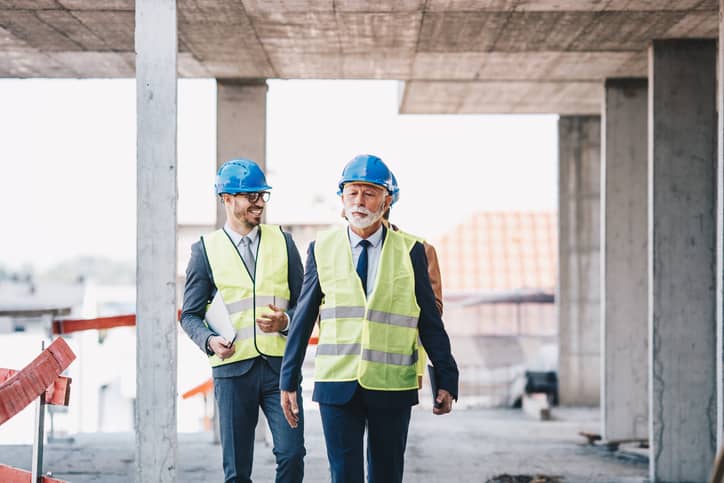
[0,338,76,426]
[53,310,184,335]
[0,369,71,407]
[52,314,136,335]
[0,464,70,483]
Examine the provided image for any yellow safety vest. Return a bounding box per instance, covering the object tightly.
[394,229,429,379]
[315,227,420,391]
[202,225,289,367]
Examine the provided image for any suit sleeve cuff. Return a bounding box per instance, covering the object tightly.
[204,335,215,356]
[280,312,290,335]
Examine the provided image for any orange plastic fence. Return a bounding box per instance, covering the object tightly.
[0,338,76,426]
[0,464,70,483]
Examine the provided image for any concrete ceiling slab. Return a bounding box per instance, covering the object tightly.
[0,1,717,113]
[336,12,421,54]
[425,0,713,12]
[57,0,133,10]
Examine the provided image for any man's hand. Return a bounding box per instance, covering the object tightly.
[433,389,453,415]
[209,336,235,360]
[280,390,300,428]
[257,304,288,333]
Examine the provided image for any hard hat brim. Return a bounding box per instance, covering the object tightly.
[338,180,392,195]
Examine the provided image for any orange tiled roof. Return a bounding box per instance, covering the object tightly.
[434,211,557,292]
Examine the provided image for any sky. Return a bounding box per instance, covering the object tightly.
[0,79,558,271]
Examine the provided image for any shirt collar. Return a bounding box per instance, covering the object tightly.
[348,223,384,248]
[224,223,260,247]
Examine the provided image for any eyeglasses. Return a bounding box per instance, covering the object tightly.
[235,192,270,204]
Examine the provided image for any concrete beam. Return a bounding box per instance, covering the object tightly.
[215,79,268,228]
[601,78,648,441]
[135,1,177,482]
[558,115,601,406]
[400,81,603,114]
[648,39,717,482]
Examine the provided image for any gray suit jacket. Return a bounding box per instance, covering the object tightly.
[180,227,304,378]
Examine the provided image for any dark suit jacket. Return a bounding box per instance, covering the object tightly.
[280,228,459,407]
[180,227,304,378]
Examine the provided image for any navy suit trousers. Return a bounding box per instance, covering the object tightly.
[214,358,305,483]
[318,388,412,483]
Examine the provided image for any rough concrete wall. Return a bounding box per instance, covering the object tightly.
[648,39,717,482]
[558,115,601,406]
[601,78,648,441]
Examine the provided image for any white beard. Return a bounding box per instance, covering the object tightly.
[345,204,384,230]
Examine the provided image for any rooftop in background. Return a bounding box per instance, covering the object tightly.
[436,211,557,293]
[0,1,716,114]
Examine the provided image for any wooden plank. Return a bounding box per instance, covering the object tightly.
[0,338,76,425]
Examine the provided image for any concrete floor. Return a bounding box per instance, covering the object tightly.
[1,407,648,482]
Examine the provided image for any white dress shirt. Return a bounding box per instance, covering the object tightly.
[222,223,288,330]
[223,223,260,256]
[348,224,384,297]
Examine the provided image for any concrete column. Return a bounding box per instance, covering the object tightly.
[719,0,724,452]
[215,79,268,228]
[648,39,717,482]
[558,115,601,406]
[135,1,177,482]
[601,79,648,441]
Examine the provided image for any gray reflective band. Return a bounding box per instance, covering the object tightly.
[366,310,418,329]
[236,326,255,340]
[316,343,361,356]
[362,349,418,366]
[227,295,289,314]
[319,306,365,320]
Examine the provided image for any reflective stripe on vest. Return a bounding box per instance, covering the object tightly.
[393,227,429,379]
[202,225,290,367]
[314,227,421,390]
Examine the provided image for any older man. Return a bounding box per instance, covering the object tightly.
[280,154,459,483]
[180,159,305,483]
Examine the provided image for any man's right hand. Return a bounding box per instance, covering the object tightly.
[280,390,300,428]
[208,336,235,360]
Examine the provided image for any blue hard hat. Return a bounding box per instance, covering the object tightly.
[390,172,400,205]
[337,154,393,195]
[215,159,272,195]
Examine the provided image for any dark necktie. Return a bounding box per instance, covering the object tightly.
[356,239,371,295]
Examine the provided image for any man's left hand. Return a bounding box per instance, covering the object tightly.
[433,389,453,415]
[256,304,288,332]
